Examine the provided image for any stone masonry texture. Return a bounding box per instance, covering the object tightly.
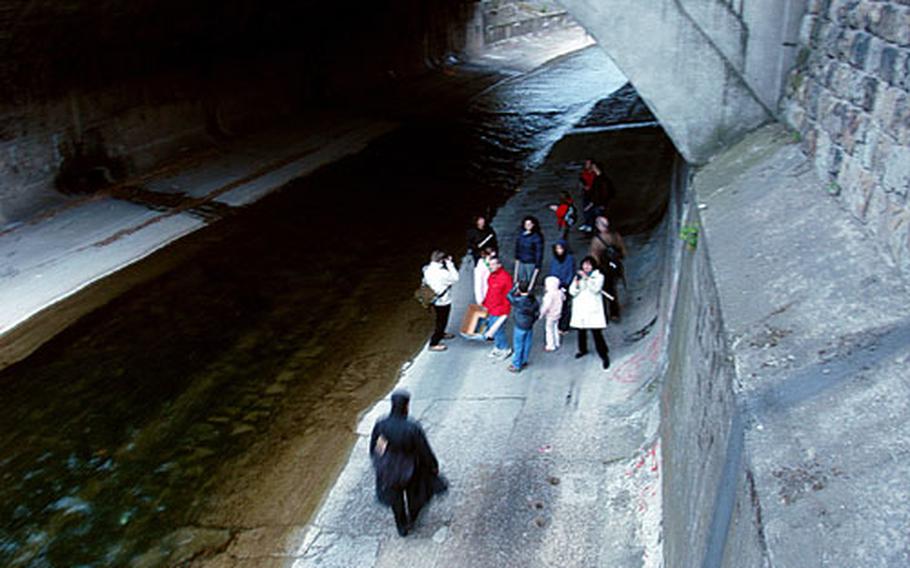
[784,0,910,276]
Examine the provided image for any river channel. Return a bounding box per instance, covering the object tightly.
[0,44,629,566]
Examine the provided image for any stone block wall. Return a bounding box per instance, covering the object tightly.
[784,0,910,275]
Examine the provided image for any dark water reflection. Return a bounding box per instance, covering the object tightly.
[0,46,625,566]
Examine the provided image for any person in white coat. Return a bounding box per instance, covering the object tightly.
[423,250,460,351]
[473,247,497,305]
[569,255,610,369]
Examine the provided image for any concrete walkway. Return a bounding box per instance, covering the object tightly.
[0,113,397,366]
[264,130,670,568]
[693,124,910,567]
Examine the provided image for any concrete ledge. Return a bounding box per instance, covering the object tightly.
[692,123,910,566]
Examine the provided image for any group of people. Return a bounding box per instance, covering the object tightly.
[420,158,626,373]
[376,158,628,537]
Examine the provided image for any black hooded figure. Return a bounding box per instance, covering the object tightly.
[370,390,447,536]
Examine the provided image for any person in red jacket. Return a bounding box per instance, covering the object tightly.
[482,256,514,359]
[549,191,576,239]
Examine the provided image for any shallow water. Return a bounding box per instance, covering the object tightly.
[0,46,627,567]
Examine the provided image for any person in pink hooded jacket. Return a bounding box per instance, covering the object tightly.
[538,276,564,351]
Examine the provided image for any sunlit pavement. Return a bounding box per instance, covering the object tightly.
[469,25,595,72]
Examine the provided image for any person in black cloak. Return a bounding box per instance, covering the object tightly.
[370,390,447,536]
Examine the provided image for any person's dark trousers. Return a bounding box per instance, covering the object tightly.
[389,487,409,535]
[430,304,451,346]
[390,483,424,535]
[558,293,572,331]
[405,482,424,523]
[582,193,595,227]
[577,328,609,364]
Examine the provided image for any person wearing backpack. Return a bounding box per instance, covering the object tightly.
[422,250,459,351]
[589,216,626,321]
[507,280,540,372]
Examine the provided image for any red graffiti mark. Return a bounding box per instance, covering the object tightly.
[611,327,666,384]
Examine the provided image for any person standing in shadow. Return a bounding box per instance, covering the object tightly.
[589,216,627,322]
[466,214,498,265]
[371,390,447,536]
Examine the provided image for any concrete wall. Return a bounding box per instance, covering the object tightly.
[656,158,767,567]
[677,0,808,111]
[783,0,910,277]
[559,1,807,164]
[0,0,476,226]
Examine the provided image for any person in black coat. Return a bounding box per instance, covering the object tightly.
[370,390,446,536]
[466,215,498,265]
[514,215,544,287]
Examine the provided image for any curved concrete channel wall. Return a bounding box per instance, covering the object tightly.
[660,121,910,567]
[658,158,762,567]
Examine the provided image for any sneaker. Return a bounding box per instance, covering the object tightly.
[442,333,456,340]
[429,344,447,352]
[488,348,502,358]
[460,332,482,341]
[508,365,521,373]
[498,349,513,360]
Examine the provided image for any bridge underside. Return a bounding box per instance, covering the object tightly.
[559,0,804,164]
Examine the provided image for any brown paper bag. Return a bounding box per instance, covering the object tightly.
[460,303,488,335]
